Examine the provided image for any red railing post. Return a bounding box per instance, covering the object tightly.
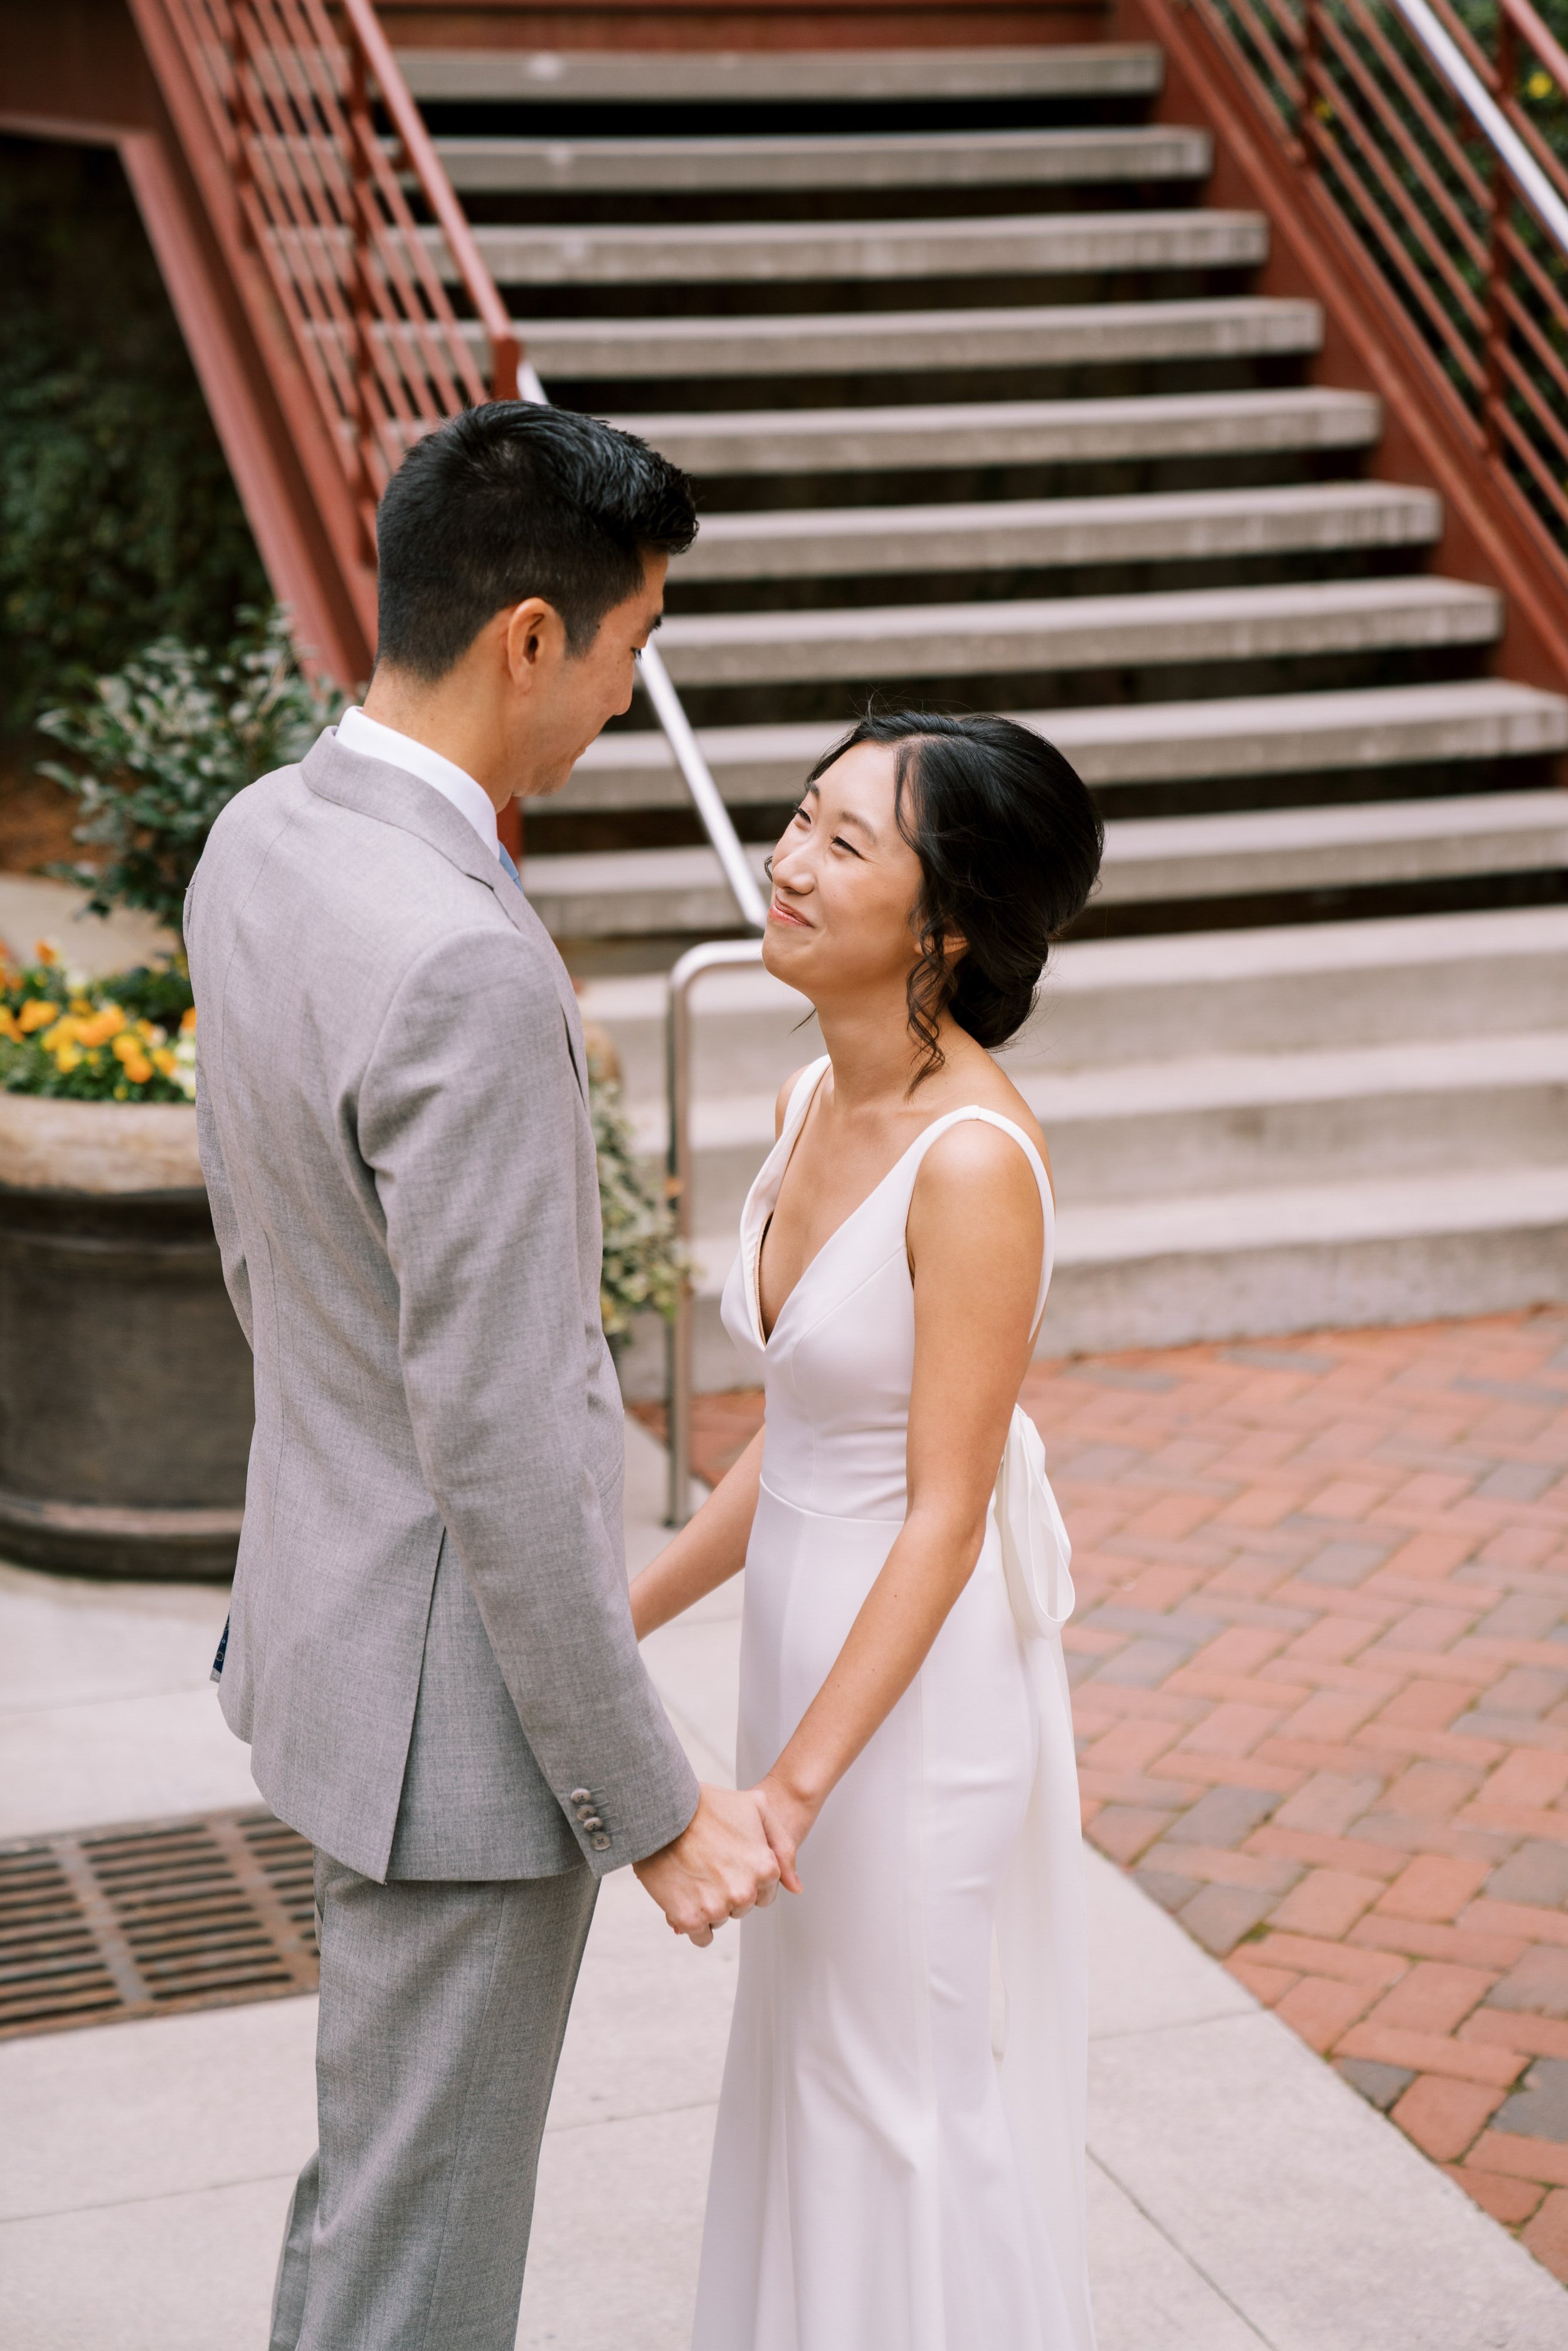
[1297,0,1321,169]
[347,32,376,562]
[231,0,254,247]
[1482,7,1519,465]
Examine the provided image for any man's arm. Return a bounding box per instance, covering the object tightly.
[188,876,254,1350]
[358,926,699,1876]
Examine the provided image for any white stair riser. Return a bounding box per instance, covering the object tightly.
[451,210,1268,287]
[614,389,1374,477]
[655,581,1496,688]
[396,44,1168,105]
[564,682,1568,809]
[615,1214,1568,1398]
[432,126,1212,196]
[675,483,1440,582]
[481,298,1323,379]
[581,929,1568,1103]
[659,1068,1568,1237]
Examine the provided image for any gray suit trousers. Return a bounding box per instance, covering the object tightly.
[271,1855,597,2351]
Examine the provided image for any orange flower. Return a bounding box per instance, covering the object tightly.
[18,999,58,1034]
[179,1007,197,1036]
[76,1006,126,1049]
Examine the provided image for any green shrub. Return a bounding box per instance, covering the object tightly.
[0,137,267,726]
[38,608,344,941]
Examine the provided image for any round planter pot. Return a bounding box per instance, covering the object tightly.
[0,1095,252,1579]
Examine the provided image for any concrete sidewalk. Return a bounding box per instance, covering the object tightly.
[3,1418,1565,2348]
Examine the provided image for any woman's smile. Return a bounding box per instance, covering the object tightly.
[769,896,811,929]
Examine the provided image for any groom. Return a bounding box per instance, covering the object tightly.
[186,403,780,2350]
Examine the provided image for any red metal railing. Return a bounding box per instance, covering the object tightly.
[146,0,518,565]
[1190,0,1568,573]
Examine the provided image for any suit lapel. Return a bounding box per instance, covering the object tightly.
[302,731,588,1100]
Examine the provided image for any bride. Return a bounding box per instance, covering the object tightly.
[630,710,1103,2351]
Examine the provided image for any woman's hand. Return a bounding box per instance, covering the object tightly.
[753,1773,813,1895]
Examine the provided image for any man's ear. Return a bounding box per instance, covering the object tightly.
[502,597,559,684]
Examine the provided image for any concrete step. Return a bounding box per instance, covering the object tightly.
[675,480,1441,582]
[433,124,1212,196]
[453,208,1267,288]
[653,575,1496,689]
[498,295,1323,380]
[397,44,1168,107]
[610,386,1376,477]
[639,1033,1568,1279]
[1030,902,1568,1063]
[575,907,1568,1101]
[1040,1163,1568,1351]
[568,678,1568,809]
[527,784,1561,938]
[662,1159,1568,1379]
[1094,787,1568,902]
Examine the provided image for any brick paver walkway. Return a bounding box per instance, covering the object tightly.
[654,1307,1568,2279]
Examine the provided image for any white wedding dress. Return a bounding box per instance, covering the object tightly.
[691,1056,1095,2351]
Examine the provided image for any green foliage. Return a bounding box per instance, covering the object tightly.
[0,950,195,1104]
[38,608,345,940]
[0,137,268,726]
[589,1056,689,1343]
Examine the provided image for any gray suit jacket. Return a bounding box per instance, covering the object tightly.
[186,730,699,1883]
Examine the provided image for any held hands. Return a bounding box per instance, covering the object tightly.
[635,1784,782,1946]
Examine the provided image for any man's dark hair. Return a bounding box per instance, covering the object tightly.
[374,403,697,678]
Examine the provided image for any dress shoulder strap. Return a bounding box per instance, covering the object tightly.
[781,1054,832,1142]
[902,1105,1056,1331]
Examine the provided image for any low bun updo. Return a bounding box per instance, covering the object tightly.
[805,711,1104,1080]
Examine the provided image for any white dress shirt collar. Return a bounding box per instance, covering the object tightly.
[334,705,502,864]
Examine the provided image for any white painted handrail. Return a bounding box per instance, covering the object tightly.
[1390,0,1568,258]
[664,938,768,1525]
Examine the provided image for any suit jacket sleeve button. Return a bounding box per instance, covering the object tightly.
[569,1788,591,1806]
[591,1833,611,1850]
[581,1815,603,1830]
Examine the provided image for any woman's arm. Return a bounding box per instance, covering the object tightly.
[630,1063,809,1641]
[630,1427,765,1638]
[755,1124,1042,1891]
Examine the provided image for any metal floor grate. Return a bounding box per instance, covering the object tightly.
[0,1807,317,2041]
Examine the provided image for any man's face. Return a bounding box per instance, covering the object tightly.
[512,550,668,800]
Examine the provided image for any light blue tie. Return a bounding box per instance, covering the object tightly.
[497,843,521,887]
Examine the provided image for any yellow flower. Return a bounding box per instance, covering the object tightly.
[112,1039,155,1091]
[43,1017,82,1054]
[77,1005,126,1049]
[18,999,58,1034]
[0,1010,21,1043]
[1528,68,1554,99]
[151,1047,176,1078]
[54,1043,83,1073]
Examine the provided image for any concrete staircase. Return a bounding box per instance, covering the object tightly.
[398,38,1568,1374]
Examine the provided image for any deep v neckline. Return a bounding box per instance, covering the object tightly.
[748,1060,1053,1350]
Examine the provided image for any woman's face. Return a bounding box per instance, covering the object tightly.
[761,740,929,1006]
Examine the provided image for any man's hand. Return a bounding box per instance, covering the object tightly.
[634,1784,781,1946]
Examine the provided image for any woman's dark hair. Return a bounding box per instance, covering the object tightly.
[805,711,1103,1082]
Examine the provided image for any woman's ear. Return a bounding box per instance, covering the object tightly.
[942,930,969,965]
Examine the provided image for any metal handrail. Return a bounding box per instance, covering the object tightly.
[664,938,768,1527]
[144,0,768,932]
[1189,0,1568,568]
[1392,0,1568,255]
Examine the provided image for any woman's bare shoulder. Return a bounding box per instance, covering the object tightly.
[927,1044,1050,1169]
